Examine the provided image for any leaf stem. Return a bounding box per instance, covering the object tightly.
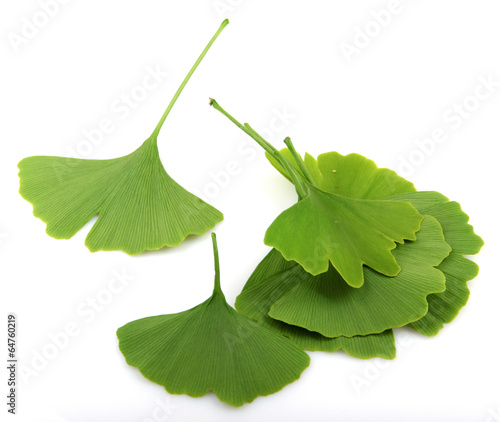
[283,137,318,188]
[151,19,229,139]
[244,127,309,198]
[209,99,277,156]
[211,232,222,294]
[209,99,309,198]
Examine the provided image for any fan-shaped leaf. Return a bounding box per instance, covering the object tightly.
[387,191,483,335]
[209,100,423,287]
[241,248,297,292]
[266,149,483,335]
[18,20,229,254]
[210,100,482,343]
[19,139,223,254]
[409,252,478,335]
[117,233,310,406]
[235,150,419,356]
[236,264,396,359]
[264,185,423,286]
[267,149,416,199]
[268,216,450,337]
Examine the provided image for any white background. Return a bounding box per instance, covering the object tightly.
[1,1,499,421]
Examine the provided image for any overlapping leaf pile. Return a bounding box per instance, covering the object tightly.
[211,99,483,360]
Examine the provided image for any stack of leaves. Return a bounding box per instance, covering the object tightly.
[210,99,483,360]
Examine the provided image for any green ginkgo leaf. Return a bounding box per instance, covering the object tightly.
[386,191,484,336]
[236,264,396,359]
[410,252,478,335]
[238,247,297,292]
[235,150,419,356]
[266,149,416,200]
[18,21,229,254]
[267,150,483,336]
[117,233,310,407]
[209,100,423,287]
[268,216,450,337]
[264,186,423,285]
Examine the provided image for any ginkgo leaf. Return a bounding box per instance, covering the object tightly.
[386,191,484,336]
[18,21,229,254]
[236,264,396,359]
[209,100,423,287]
[19,139,223,254]
[300,329,396,359]
[266,150,483,335]
[264,186,423,285]
[266,149,416,200]
[268,216,450,337]
[409,252,478,335]
[117,233,310,407]
[239,248,297,292]
[237,146,419,321]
